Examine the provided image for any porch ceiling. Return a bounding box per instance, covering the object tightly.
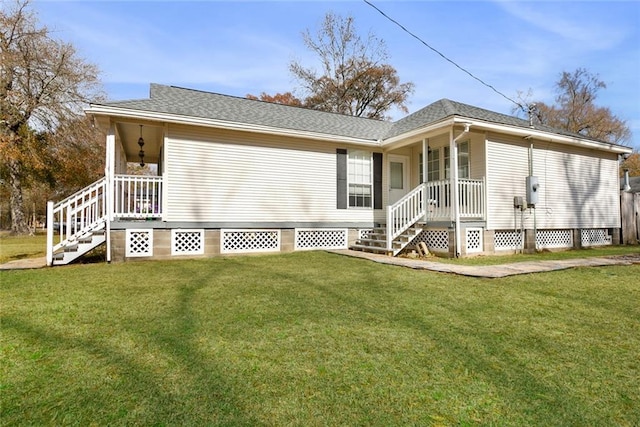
[116,122,163,164]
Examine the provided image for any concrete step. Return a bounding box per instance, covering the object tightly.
[349,244,392,254]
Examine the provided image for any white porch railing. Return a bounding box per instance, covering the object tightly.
[458,178,485,219]
[386,178,485,251]
[47,177,108,264]
[113,175,163,219]
[425,178,485,221]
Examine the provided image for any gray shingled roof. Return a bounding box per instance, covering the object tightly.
[96,84,621,146]
[101,84,393,141]
[383,99,533,139]
[382,98,603,141]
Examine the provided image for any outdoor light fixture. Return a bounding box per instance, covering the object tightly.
[138,125,145,167]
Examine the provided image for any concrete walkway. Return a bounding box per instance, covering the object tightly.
[0,256,47,270]
[2,252,639,277]
[330,250,640,278]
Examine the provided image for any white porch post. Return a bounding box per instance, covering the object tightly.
[450,129,461,257]
[46,200,53,266]
[422,138,428,222]
[105,124,116,263]
[451,124,471,258]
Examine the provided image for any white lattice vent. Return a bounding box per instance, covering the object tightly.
[126,229,153,257]
[466,228,483,253]
[172,229,204,255]
[221,229,280,254]
[295,229,348,250]
[358,229,374,240]
[581,229,612,247]
[537,229,573,249]
[413,229,449,251]
[495,230,523,251]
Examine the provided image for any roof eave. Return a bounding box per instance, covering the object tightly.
[381,117,456,148]
[381,114,632,154]
[456,117,633,154]
[85,104,381,147]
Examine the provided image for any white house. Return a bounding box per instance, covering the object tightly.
[46,84,632,265]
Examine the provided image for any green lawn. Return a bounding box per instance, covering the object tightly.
[1,251,639,426]
[0,231,47,264]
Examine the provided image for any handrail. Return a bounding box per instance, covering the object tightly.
[385,178,486,253]
[46,177,108,265]
[386,184,426,251]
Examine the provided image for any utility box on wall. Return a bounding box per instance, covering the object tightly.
[526,176,539,207]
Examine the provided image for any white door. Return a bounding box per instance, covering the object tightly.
[388,155,409,205]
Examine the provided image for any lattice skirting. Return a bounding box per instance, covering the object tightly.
[358,229,374,240]
[125,229,153,257]
[466,228,483,253]
[536,229,573,249]
[221,229,280,254]
[171,229,205,255]
[581,229,612,247]
[412,229,449,252]
[295,228,348,250]
[495,230,523,251]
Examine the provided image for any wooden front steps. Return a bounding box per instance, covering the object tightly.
[52,222,106,266]
[350,222,425,256]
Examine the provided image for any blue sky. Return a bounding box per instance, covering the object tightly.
[34,0,640,149]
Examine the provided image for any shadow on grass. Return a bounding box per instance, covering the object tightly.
[1,275,261,425]
[3,252,636,425]
[296,254,610,424]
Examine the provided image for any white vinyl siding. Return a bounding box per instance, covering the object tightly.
[486,136,620,230]
[163,125,376,224]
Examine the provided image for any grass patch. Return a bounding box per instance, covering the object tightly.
[0,232,46,264]
[2,251,639,425]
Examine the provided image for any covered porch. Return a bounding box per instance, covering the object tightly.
[361,123,487,256]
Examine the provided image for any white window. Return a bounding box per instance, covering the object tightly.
[428,148,440,182]
[445,141,469,179]
[458,141,469,179]
[348,150,372,208]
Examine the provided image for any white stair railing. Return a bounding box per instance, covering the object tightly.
[385,179,486,253]
[386,184,427,251]
[47,177,108,265]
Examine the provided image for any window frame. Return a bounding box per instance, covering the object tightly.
[428,148,440,182]
[347,150,373,209]
[444,141,469,180]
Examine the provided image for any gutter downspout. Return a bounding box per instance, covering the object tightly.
[623,169,631,192]
[451,124,471,257]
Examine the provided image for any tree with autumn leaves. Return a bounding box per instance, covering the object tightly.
[249,12,414,120]
[1,0,105,234]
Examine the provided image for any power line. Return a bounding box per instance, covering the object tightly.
[363,0,527,114]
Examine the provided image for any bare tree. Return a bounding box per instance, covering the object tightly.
[289,12,414,120]
[0,0,103,234]
[523,68,631,146]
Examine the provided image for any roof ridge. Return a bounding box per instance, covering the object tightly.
[149,83,389,125]
[440,99,457,116]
